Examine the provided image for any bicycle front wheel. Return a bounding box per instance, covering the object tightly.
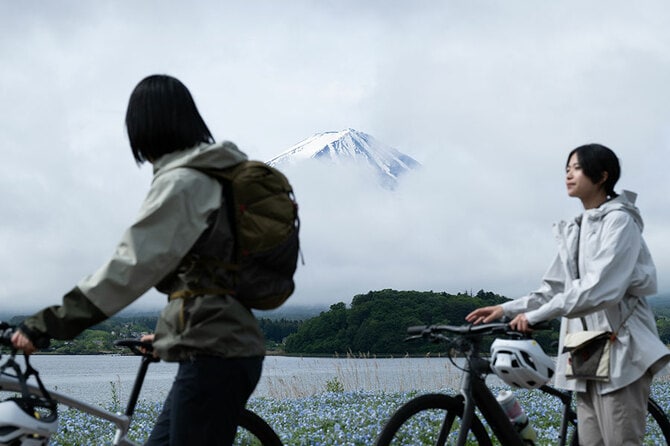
[235,409,283,446]
[375,393,492,446]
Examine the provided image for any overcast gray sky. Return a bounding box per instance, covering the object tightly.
[1,1,669,313]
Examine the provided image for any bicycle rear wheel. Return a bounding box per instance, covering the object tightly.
[375,393,492,446]
[644,398,670,445]
[235,409,282,446]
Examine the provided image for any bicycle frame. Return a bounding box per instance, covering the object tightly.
[458,351,524,445]
[380,323,669,446]
[0,373,138,445]
[0,352,156,446]
[457,355,576,446]
[539,385,575,445]
[434,323,577,446]
[0,344,285,446]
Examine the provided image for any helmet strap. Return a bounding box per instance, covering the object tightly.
[0,353,57,417]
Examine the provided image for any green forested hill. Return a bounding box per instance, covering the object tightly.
[284,289,560,355]
[6,290,668,355]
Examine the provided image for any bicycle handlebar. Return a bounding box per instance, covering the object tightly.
[407,322,511,337]
[407,321,552,338]
[114,339,158,361]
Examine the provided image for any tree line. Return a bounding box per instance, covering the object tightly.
[650,298,670,344]
[284,289,560,355]
[5,315,302,354]
[7,289,670,355]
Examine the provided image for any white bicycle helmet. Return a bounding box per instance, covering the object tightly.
[0,397,58,446]
[490,339,555,389]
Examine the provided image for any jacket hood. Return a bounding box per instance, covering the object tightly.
[583,190,644,231]
[152,141,248,176]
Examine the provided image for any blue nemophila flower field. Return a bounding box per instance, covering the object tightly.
[50,384,670,445]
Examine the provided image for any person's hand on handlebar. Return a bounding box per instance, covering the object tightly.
[140,333,158,358]
[466,306,533,333]
[509,313,531,333]
[11,330,37,355]
[465,305,504,325]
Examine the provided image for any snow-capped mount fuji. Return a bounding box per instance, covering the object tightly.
[267,129,420,189]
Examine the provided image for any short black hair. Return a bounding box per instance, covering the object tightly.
[567,143,620,197]
[125,74,214,163]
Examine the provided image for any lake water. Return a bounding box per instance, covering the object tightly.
[15,355,670,407]
[15,354,470,405]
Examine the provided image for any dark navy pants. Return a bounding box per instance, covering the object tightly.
[145,355,263,446]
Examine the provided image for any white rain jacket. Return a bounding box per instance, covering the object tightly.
[22,141,265,361]
[501,190,670,393]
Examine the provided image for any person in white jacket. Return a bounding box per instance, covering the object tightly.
[466,143,670,445]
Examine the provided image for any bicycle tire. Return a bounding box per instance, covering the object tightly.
[646,398,670,445]
[235,409,283,446]
[375,393,492,446]
[568,398,670,446]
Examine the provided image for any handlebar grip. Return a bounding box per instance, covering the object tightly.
[406,326,428,335]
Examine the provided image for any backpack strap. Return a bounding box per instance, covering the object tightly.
[613,298,639,338]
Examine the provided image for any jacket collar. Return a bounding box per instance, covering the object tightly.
[582,190,643,230]
[152,141,248,177]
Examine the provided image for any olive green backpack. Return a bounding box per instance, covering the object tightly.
[193,161,300,310]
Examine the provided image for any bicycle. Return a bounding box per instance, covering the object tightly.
[375,322,670,446]
[0,324,283,445]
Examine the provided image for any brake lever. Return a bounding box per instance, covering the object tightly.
[0,326,14,348]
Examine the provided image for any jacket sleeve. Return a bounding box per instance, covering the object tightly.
[501,253,565,317]
[524,212,641,325]
[20,287,107,345]
[21,168,221,342]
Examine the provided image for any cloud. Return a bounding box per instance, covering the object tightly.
[282,149,560,306]
[0,1,669,313]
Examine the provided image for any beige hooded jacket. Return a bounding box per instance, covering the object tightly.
[22,141,265,361]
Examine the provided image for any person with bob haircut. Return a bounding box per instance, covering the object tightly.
[466,143,670,445]
[12,74,265,445]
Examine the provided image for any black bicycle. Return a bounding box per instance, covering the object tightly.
[0,324,282,445]
[375,322,670,446]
